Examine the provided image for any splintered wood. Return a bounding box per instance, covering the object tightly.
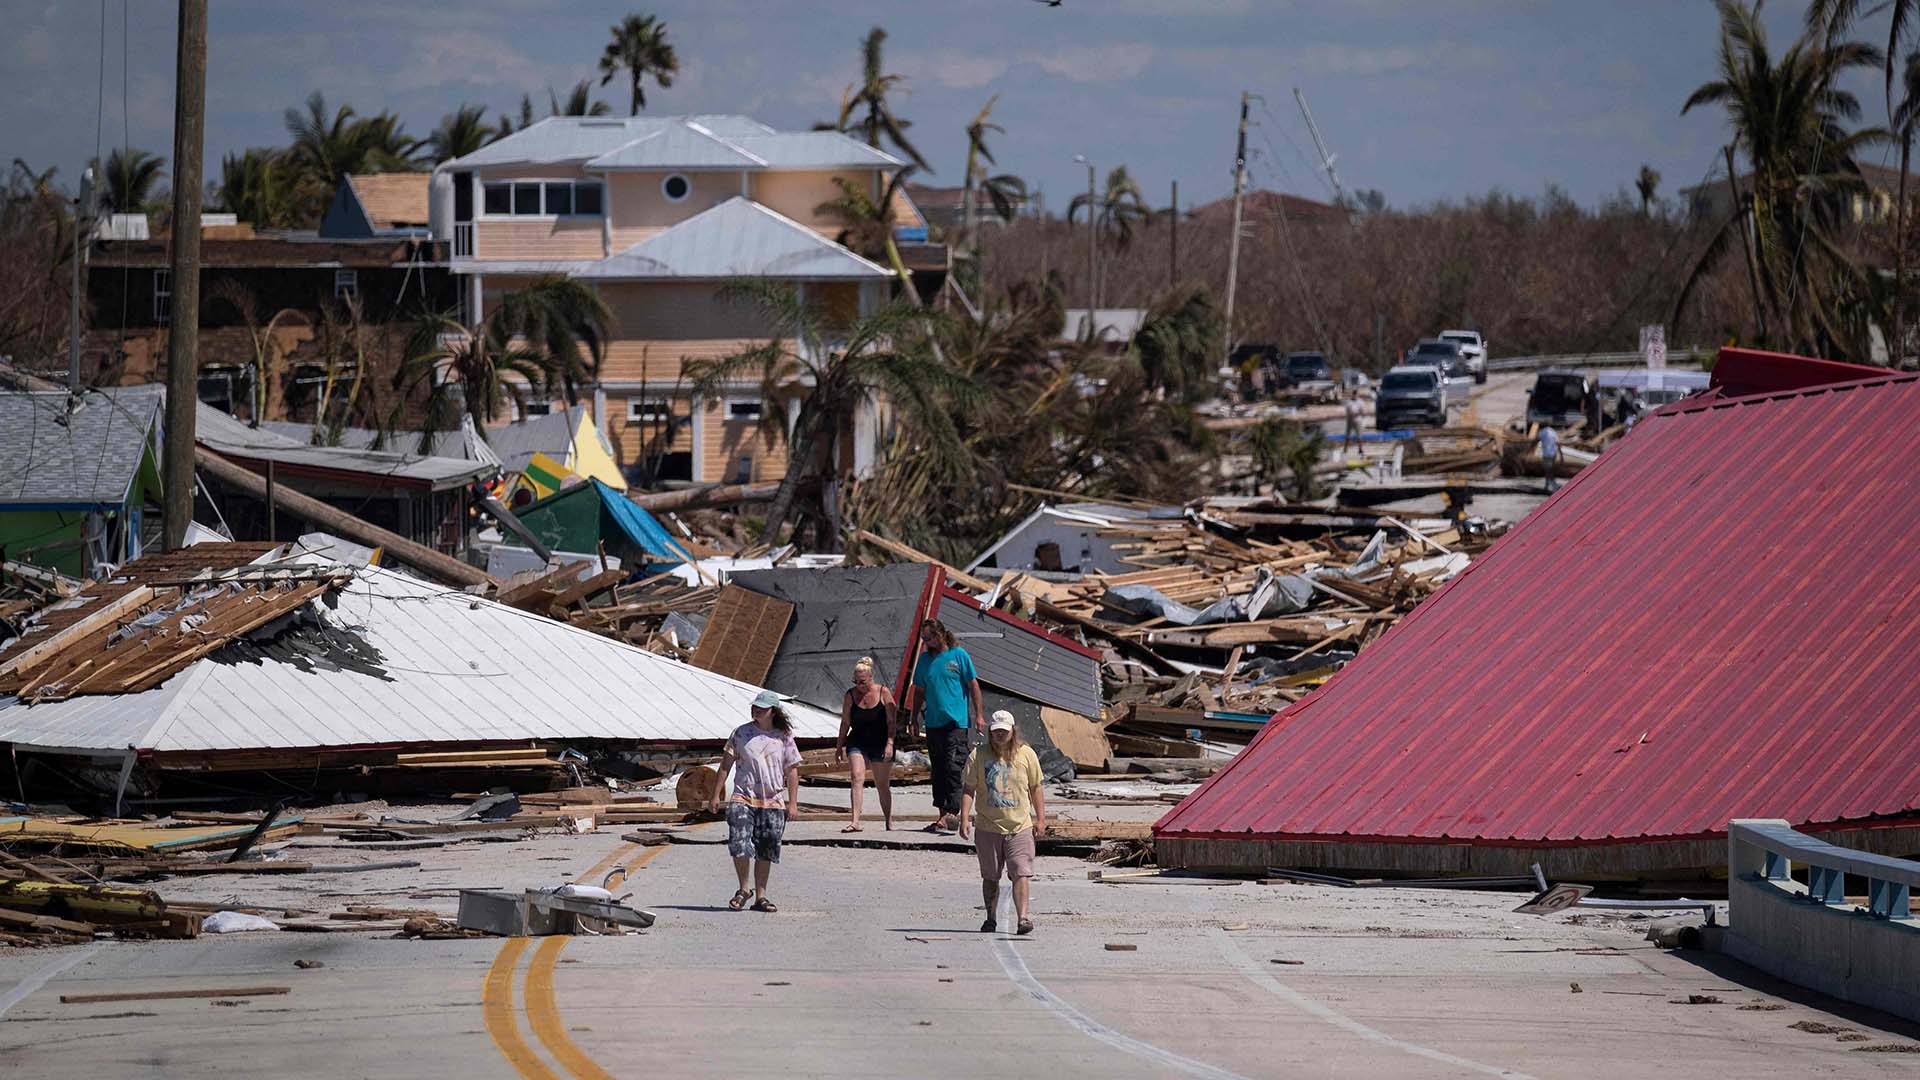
[690,586,794,686]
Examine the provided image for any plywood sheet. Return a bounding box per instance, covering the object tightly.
[1040,707,1111,771]
[690,585,794,688]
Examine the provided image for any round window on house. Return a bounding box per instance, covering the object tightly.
[661,174,691,202]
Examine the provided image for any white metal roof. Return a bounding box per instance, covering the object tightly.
[197,403,496,489]
[575,197,892,280]
[586,123,767,170]
[443,115,899,172]
[0,560,838,755]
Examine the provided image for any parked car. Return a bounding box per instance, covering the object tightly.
[1526,370,1590,428]
[1406,338,1470,382]
[1281,351,1340,402]
[1376,364,1448,429]
[1438,330,1488,383]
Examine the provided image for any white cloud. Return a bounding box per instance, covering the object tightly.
[386,30,547,94]
[901,49,1010,91]
[15,27,55,68]
[1024,43,1155,84]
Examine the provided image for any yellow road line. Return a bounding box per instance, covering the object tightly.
[526,936,616,1080]
[483,937,562,1080]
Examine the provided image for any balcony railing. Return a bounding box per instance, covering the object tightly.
[453,223,474,259]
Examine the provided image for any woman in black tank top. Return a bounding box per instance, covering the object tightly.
[835,656,897,831]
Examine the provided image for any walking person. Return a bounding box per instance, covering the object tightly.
[835,656,897,832]
[904,618,981,835]
[1537,424,1562,494]
[1342,390,1366,453]
[708,689,801,913]
[960,710,1047,935]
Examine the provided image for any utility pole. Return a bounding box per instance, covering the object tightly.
[162,0,207,550]
[1222,91,1250,360]
[68,169,97,393]
[1294,87,1345,206]
[1073,154,1096,318]
[1169,179,1179,288]
[1725,144,1768,343]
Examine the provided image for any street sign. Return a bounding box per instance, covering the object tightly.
[1513,882,1594,916]
[1639,324,1667,369]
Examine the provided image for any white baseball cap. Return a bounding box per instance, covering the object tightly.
[989,710,1016,732]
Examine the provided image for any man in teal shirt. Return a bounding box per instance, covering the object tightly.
[906,618,982,833]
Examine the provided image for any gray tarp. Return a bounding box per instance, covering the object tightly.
[1103,567,1315,627]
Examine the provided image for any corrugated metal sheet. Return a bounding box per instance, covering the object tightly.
[1158,363,1920,845]
[934,588,1103,717]
[732,563,933,713]
[198,404,494,488]
[727,132,902,169]
[0,561,838,754]
[578,198,890,281]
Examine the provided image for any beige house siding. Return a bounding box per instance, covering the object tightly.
[701,396,788,484]
[597,283,774,383]
[473,218,604,260]
[606,171,744,251]
[604,394,694,463]
[751,170,877,234]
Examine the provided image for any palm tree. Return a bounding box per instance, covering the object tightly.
[598,13,679,115]
[1069,165,1149,252]
[1673,0,1885,360]
[1133,284,1223,402]
[817,169,922,302]
[1893,51,1920,366]
[214,148,297,228]
[958,95,1028,293]
[426,104,494,163]
[550,80,612,118]
[823,27,930,171]
[1634,164,1661,214]
[688,280,976,546]
[95,147,166,214]
[490,275,615,409]
[494,95,538,142]
[392,309,549,453]
[283,92,421,222]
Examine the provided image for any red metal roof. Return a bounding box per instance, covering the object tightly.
[1158,355,1920,846]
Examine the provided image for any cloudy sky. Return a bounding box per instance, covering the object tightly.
[3,0,1892,212]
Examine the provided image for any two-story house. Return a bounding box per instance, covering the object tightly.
[431,115,919,486]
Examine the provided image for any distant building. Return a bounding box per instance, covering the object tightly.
[430,114,947,485]
[1062,308,1147,350]
[904,183,1030,232]
[1681,160,1906,226]
[1185,188,1350,229]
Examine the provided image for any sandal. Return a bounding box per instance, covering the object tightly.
[1017,918,1034,936]
[751,897,778,913]
[727,889,752,911]
[841,824,864,833]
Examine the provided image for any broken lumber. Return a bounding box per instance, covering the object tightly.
[60,986,291,1005]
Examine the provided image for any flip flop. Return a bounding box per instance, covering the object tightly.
[920,823,944,834]
[727,889,751,911]
[841,825,864,833]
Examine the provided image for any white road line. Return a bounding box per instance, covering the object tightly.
[0,943,103,1019]
[1212,930,1536,1079]
[991,938,1249,1080]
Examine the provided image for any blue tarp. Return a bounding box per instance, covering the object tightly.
[593,479,693,572]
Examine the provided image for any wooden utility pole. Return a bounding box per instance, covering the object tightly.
[1169,179,1179,288]
[1724,143,1768,343]
[161,0,207,550]
[1074,155,1097,316]
[1221,91,1250,360]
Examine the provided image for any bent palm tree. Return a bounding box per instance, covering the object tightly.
[391,310,548,453]
[824,27,930,171]
[818,170,922,302]
[1068,165,1150,252]
[1673,0,1885,360]
[491,275,615,408]
[959,96,1028,291]
[598,13,679,114]
[688,280,975,545]
[1893,51,1920,365]
[551,80,612,118]
[215,148,296,228]
[1634,164,1661,214]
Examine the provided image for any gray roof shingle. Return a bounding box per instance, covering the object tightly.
[0,386,163,508]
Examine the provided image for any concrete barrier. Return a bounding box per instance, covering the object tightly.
[1720,819,1920,1022]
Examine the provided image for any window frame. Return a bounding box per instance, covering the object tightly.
[661,173,692,203]
[334,269,359,300]
[626,398,672,423]
[153,269,171,324]
[722,397,765,423]
[477,178,607,220]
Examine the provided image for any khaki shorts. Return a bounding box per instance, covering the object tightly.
[975,827,1035,881]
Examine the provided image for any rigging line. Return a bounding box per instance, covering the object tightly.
[1258,100,1338,200]
[1243,155,1330,349]
[93,0,106,171]
[1567,151,1728,362]
[94,0,134,505]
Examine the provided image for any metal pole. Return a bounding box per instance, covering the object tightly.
[264,459,275,539]
[1169,179,1179,288]
[1294,87,1345,206]
[68,210,83,393]
[1222,91,1250,360]
[161,0,208,550]
[1083,160,1097,315]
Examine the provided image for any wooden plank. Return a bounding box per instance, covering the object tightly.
[1039,707,1111,771]
[0,586,157,678]
[549,568,627,612]
[689,585,793,687]
[60,986,290,1005]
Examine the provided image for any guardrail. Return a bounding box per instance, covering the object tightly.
[1721,819,1919,1021]
[1484,351,1657,372]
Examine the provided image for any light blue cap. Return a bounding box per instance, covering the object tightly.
[751,690,781,709]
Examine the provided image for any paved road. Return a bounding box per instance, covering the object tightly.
[4,800,1916,1078]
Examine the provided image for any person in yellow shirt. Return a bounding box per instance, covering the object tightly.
[960,710,1047,935]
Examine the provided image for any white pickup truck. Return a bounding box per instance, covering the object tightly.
[1439,330,1488,384]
